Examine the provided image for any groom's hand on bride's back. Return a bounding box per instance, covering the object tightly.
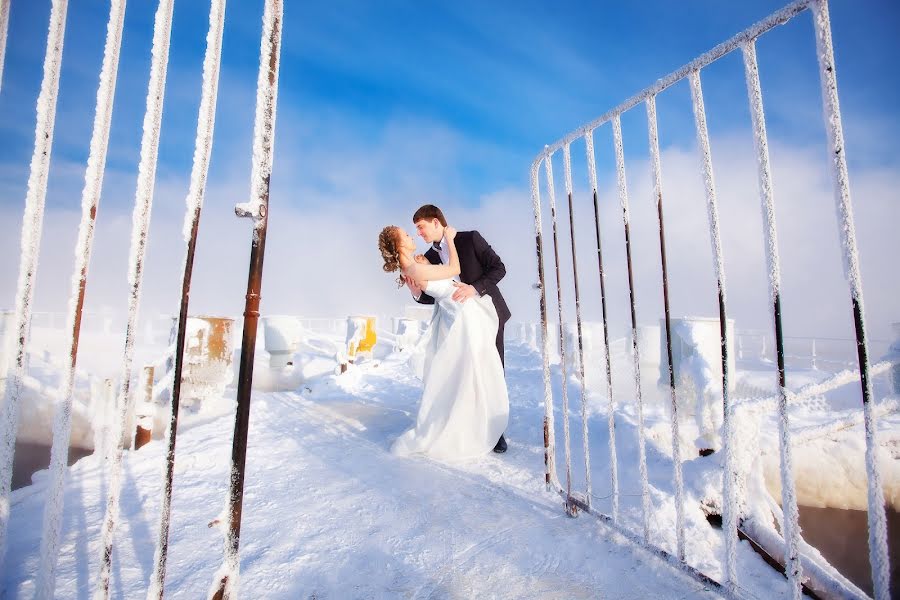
[451,281,477,303]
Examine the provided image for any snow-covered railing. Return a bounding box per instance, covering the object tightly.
[529,1,890,599]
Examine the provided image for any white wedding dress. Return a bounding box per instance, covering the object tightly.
[391,278,509,461]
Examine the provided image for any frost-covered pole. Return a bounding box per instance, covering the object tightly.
[543,154,576,517]
[0,0,68,571]
[35,1,126,596]
[0,0,10,94]
[149,1,226,598]
[645,95,685,562]
[563,143,593,508]
[810,1,889,597]
[210,1,282,597]
[531,158,558,490]
[742,40,802,599]
[584,130,619,521]
[688,69,738,592]
[612,115,650,542]
[94,0,174,597]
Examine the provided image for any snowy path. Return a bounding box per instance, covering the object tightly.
[3,342,781,598]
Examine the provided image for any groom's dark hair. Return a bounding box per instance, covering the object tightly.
[413,204,447,227]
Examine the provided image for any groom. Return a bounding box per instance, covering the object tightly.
[406,204,511,453]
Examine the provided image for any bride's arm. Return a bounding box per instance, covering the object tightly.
[404,227,461,282]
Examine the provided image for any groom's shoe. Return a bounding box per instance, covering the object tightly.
[493,434,507,454]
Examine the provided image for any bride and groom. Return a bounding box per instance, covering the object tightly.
[377,204,510,460]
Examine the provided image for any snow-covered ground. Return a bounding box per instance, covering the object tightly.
[3,318,897,598]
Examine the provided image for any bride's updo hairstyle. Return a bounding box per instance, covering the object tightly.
[378,226,404,287]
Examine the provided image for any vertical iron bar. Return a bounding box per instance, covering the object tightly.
[811,1,889,597]
[584,130,619,521]
[563,143,593,508]
[0,0,9,94]
[645,95,686,562]
[531,159,558,490]
[688,68,738,592]
[35,1,126,596]
[211,1,282,597]
[612,115,651,543]
[742,40,802,599]
[0,0,68,571]
[544,154,576,516]
[148,0,226,596]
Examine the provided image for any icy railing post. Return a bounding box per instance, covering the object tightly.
[530,158,558,491]
[584,130,619,522]
[612,114,651,543]
[0,0,68,573]
[34,1,126,596]
[742,39,802,599]
[645,94,686,562]
[93,0,174,596]
[811,1,890,597]
[0,0,9,94]
[563,143,593,508]
[892,323,900,396]
[543,154,576,517]
[148,0,227,598]
[210,1,283,598]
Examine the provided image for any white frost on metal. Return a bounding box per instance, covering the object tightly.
[741,39,802,599]
[148,1,226,597]
[811,2,889,597]
[582,130,618,520]
[543,155,574,510]
[0,0,68,572]
[0,0,10,94]
[530,158,558,490]
[612,115,650,542]
[688,68,738,592]
[95,0,174,597]
[645,94,685,562]
[36,1,127,597]
[562,143,593,507]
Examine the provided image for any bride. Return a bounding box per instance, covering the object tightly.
[378,224,509,460]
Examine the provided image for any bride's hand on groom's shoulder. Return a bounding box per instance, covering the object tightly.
[445,226,457,241]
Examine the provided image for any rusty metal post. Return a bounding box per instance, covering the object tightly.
[211,1,282,597]
[133,366,154,450]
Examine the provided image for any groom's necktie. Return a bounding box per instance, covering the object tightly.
[432,242,442,263]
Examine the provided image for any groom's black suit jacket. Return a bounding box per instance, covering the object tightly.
[415,230,510,365]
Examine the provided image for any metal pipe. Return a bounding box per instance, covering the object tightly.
[563,144,593,508]
[584,130,619,521]
[543,155,576,516]
[211,1,282,597]
[0,0,10,94]
[810,1,889,597]
[149,0,227,596]
[612,115,650,543]
[688,68,738,592]
[0,0,69,572]
[741,39,802,598]
[645,95,686,562]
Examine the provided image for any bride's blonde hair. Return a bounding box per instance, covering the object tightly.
[378,225,405,288]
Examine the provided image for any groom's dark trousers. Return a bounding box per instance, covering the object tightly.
[415,230,510,367]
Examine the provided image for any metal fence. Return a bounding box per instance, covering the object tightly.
[529,1,891,599]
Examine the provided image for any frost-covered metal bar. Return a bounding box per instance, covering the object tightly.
[35,1,126,596]
[810,1,890,597]
[0,0,68,571]
[149,0,226,597]
[210,1,282,597]
[584,130,619,521]
[95,0,175,596]
[0,0,10,94]
[645,95,685,562]
[563,144,593,507]
[536,0,814,157]
[688,69,738,592]
[531,159,558,490]
[543,156,575,516]
[741,40,802,599]
[612,115,650,542]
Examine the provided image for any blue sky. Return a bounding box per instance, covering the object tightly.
[0,1,898,342]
